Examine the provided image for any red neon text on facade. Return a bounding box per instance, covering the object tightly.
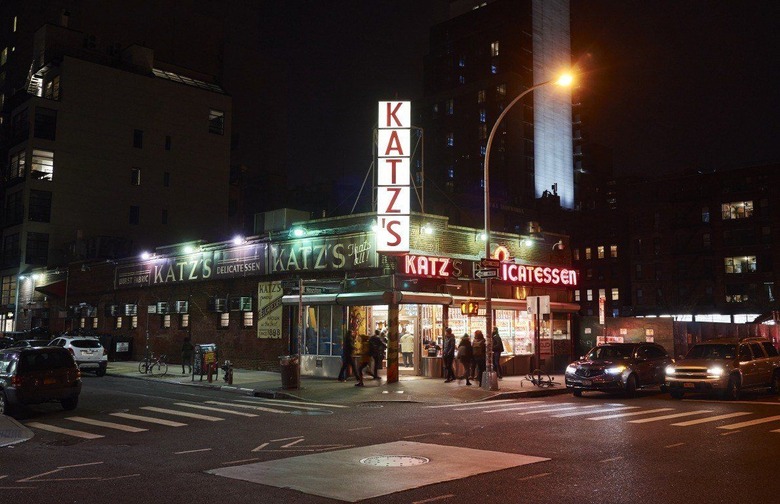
[403,255,453,277]
[501,263,578,286]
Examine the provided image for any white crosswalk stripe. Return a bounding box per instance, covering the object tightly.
[553,406,640,418]
[718,415,780,430]
[628,410,713,424]
[174,403,258,417]
[110,412,187,427]
[205,400,290,414]
[516,405,585,416]
[26,422,104,439]
[140,406,224,422]
[454,401,542,411]
[233,399,330,411]
[483,403,574,414]
[66,416,148,432]
[238,398,350,409]
[671,412,753,427]
[587,408,674,420]
[425,399,517,409]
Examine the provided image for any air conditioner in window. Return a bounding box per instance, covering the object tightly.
[240,296,252,312]
[175,300,189,314]
[209,297,227,313]
[157,301,169,314]
[124,304,137,316]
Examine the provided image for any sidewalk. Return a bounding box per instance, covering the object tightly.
[105,361,569,405]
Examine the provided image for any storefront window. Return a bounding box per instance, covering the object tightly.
[302,306,346,356]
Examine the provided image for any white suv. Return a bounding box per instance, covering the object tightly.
[48,336,108,376]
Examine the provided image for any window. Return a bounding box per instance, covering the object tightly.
[490,40,499,57]
[80,318,86,329]
[586,268,593,279]
[180,314,189,328]
[724,256,756,274]
[165,135,171,151]
[162,314,171,329]
[725,284,748,303]
[44,75,60,100]
[496,84,506,96]
[722,201,753,220]
[479,108,486,123]
[573,249,580,261]
[12,16,17,32]
[115,317,123,329]
[243,312,254,328]
[8,150,25,179]
[0,47,6,66]
[477,90,486,103]
[131,168,141,186]
[1,275,17,305]
[653,237,661,255]
[446,132,454,147]
[2,233,20,267]
[5,191,22,226]
[11,108,28,141]
[598,289,606,300]
[446,99,454,115]
[130,316,138,329]
[611,288,619,301]
[28,190,52,222]
[458,75,465,84]
[92,318,98,329]
[762,342,779,357]
[133,129,143,148]
[491,63,498,74]
[585,247,592,260]
[702,206,710,223]
[219,312,229,328]
[447,168,454,179]
[31,149,54,180]
[586,289,593,301]
[610,245,618,258]
[129,205,140,225]
[597,246,605,259]
[209,109,225,135]
[635,264,643,279]
[25,232,49,265]
[574,290,580,302]
[703,233,711,248]
[636,288,643,301]
[478,124,487,140]
[163,172,170,187]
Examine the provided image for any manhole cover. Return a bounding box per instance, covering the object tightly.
[357,403,384,408]
[290,409,333,416]
[360,455,430,467]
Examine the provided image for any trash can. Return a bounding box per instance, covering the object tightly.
[280,355,299,389]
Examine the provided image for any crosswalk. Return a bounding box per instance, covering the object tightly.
[24,398,346,441]
[426,400,780,433]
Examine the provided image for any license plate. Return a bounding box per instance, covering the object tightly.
[44,377,56,385]
[684,382,695,389]
[582,379,592,386]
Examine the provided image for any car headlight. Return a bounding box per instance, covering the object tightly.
[605,365,626,375]
[665,365,676,376]
[565,364,577,375]
[707,366,724,377]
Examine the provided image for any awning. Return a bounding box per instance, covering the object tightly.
[282,291,453,307]
[35,279,67,298]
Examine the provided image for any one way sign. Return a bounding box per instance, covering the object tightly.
[475,268,498,279]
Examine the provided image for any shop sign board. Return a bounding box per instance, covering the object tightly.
[257,281,283,339]
[400,254,470,278]
[269,233,377,273]
[376,101,411,255]
[500,263,578,287]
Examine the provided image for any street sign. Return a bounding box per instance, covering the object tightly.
[475,268,498,279]
[303,286,325,294]
[480,258,500,268]
[527,295,551,315]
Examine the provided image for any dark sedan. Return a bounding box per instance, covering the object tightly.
[565,343,672,397]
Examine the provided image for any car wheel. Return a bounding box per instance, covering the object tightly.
[61,396,79,411]
[724,376,741,401]
[95,367,106,377]
[660,384,668,393]
[771,371,780,395]
[572,389,583,397]
[670,389,684,400]
[624,374,638,398]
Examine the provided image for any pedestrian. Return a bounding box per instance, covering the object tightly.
[492,327,503,379]
[472,330,487,386]
[337,330,357,382]
[368,330,386,379]
[400,329,415,367]
[457,333,473,386]
[181,336,194,374]
[442,328,456,382]
[354,333,371,386]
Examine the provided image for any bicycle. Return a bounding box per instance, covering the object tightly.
[138,353,169,376]
[521,369,556,388]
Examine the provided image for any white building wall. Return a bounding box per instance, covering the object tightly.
[532,0,574,208]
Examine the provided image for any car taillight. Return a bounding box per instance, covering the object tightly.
[11,375,22,386]
[68,347,75,356]
[102,347,107,356]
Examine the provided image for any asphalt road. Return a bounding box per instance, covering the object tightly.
[2,376,780,503]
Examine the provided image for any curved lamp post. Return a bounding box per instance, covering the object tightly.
[482,73,573,391]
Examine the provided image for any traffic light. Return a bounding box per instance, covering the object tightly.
[460,301,479,316]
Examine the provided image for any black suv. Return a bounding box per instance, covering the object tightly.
[0,347,82,415]
[565,343,672,397]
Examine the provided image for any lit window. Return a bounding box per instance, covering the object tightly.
[611,288,619,301]
[116,317,123,329]
[477,90,486,103]
[181,314,189,328]
[585,247,592,260]
[479,145,486,156]
[163,314,171,328]
[702,206,710,223]
[446,133,454,147]
[458,57,465,68]
[573,249,580,261]
[131,316,138,329]
[574,290,581,302]
[131,168,141,186]
[724,256,756,274]
[243,312,254,328]
[446,99,454,115]
[31,149,53,180]
[586,289,593,301]
[8,150,25,179]
[598,289,606,300]
[448,168,454,179]
[478,124,487,140]
[0,47,6,66]
[496,84,506,96]
[80,318,85,329]
[491,64,497,74]
[597,246,605,259]
[479,109,486,123]
[490,40,499,57]
[610,245,618,258]
[92,318,98,329]
[220,312,229,328]
[13,16,17,32]
[721,201,753,220]
[209,109,225,135]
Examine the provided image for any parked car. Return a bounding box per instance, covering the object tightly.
[565,343,672,397]
[8,339,52,349]
[0,346,82,415]
[48,335,108,376]
[0,338,19,350]
[665,337,780,400]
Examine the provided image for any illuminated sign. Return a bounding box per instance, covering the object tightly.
[460,301,479,316]
[501,263,578,287]
[376,101,411,254]
[401,254,468,278]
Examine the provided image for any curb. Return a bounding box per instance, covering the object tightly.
[0,415,34,447]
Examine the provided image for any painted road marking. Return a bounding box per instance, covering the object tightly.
[241,398,349,409]
[484,403,571,414]
[453,401,541,411]
[600,456,623,463]
[140,406,224,422]
[665,443,685,448]
[517,472,552,481]
[205,400,290,414]
[629,410,713,424]
[553,406,640,418]
[174,403,258,417]
[517,405,585,416]
[587,408,674,420]
[66,417,148,433]
[174,448,212,455]
[718,415,780,430]
[413,495,455,503]
[234,399,329,411]
[26,422,104,440]
[671,412,753,426]
[110,413,187,427]
[425,399,517,408]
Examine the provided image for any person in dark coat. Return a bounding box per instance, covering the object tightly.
[491,327,503,379]
[472,330,487,386]
[368,330,386,379]
[181,336,194,374]
[442,328,456,382]
[354,333,371,386]
[338,330,357,382]
[457,333,473,386]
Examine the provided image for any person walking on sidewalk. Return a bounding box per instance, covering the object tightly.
[368,330,386,379]
[472,330,486,386]
[457,333,473,386]
[400,329,415,367]
[354,333,371,386]
[338,330,357,382]
[491,327,503,379]
[442,328,456,382]
[181,336,194,375]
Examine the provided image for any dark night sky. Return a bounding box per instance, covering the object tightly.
[262,1,780,193]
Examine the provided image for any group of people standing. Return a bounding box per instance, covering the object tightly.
[442,327,503,386]
[337,329,387,386]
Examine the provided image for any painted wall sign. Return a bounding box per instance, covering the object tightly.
[257,281,283,339]
[376,101,411,254]
[269,233,377,273]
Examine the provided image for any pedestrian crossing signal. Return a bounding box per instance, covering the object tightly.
[460,301,479,316]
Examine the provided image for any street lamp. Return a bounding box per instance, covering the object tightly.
[482,73,573,391]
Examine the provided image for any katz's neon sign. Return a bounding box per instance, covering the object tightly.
[403,254,463,277]
[501,263,578,287]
